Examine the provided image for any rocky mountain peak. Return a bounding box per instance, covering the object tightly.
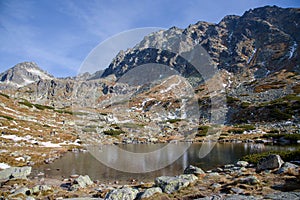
[0,62,54,88]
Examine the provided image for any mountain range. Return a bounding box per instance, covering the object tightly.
[0,5,299,125]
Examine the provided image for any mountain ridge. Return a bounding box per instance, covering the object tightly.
[0,6,299,124]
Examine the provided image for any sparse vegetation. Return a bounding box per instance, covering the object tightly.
[226,96,240,104]
[242,149,300,164]
[196,125,209,137]
[121,123,144,128]
[262,133,300,143]
[165,119,182,123]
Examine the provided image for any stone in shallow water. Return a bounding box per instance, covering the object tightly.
[184,165,205,175]
[256,154,284,171]
[105,187,139,200]
[0,166,31,180]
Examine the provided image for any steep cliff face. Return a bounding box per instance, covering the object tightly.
[102,6,300,79]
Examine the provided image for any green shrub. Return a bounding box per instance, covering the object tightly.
[103,129,125,137]
[237,124,255,131]
[19,101,33,108]
[55,109,73,115]
[34,104,54,110]
[0,93,9,99]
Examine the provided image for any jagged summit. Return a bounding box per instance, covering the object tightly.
[100,6,299,79]
[0,62,54,88]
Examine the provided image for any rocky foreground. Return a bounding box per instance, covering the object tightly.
[0,154,299,200]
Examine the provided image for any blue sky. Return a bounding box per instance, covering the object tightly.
[1,0,299,77]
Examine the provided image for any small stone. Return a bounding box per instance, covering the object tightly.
[231,187,244,194]
[32,185,52,194]
[239,175,260,185]
[224,164,235,169]
[70,174,79,178]
[211,183,222,189]
[140,187,162,199]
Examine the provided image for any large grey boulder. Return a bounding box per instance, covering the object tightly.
[256,154,284,171]
[140,187,162,199]
[184,165,205,175]
[0,166,31,180]
[155,174,198,194]
[105,187,139,200]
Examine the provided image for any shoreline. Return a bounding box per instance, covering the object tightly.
[0,153,299,199]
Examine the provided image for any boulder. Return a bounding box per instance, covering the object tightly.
[32,185,52,194]
[140,187,162,199]
[70,175,93,191]
[74,175,93,187]
[184,165,205,175]
[256,154,284,171]
[155,174,198,194]
[0,166,31,180]
[238,175,260,185]
[105,187,139,200]
[277,162,299,175]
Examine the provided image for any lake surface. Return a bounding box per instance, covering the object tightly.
[33,143,299,184]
